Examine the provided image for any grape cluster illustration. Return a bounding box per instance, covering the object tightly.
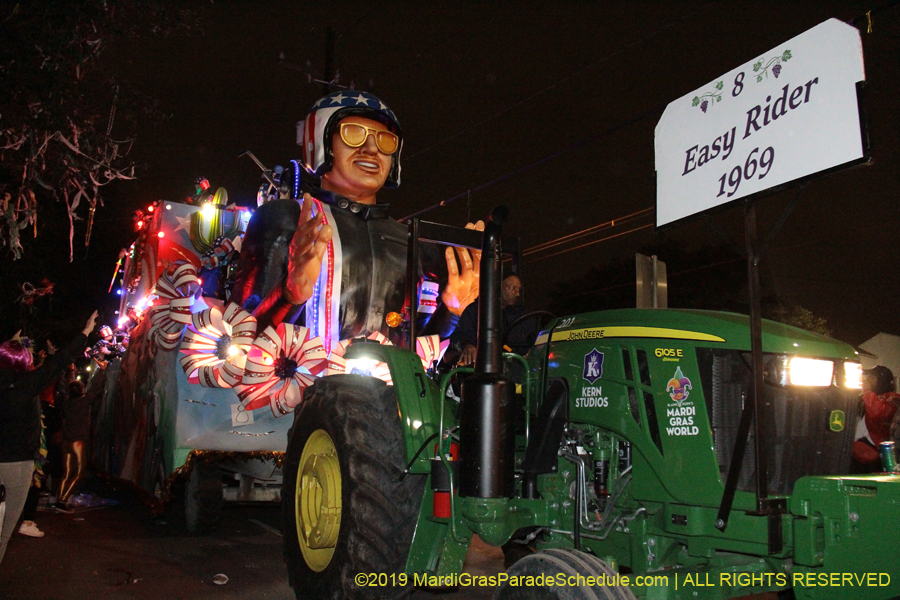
[753,49,792,82]
[691,80,724,113]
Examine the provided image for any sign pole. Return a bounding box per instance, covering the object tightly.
[744,203,767,474]
[743,198,768,516]
[746,199,789,553]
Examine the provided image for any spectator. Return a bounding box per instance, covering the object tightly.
[16,481,44,538]
[15,365,71,538]
[0,311,97,565]
[56,379,97,509]
[852,365,900,472]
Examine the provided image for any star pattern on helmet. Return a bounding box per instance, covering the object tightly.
[309,91,398,124]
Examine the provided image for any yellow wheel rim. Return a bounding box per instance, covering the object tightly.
[295,429,342,572]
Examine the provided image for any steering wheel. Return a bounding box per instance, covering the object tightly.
[502,310,557,347]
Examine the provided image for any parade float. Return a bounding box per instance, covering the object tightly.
[95,184,266,530]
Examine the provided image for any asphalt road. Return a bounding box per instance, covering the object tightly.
[0,479,502,600]
[0,481,776,600]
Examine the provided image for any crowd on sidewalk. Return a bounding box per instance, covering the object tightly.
[0,309,137,567]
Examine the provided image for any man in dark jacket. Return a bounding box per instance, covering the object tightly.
[450,274,536,365]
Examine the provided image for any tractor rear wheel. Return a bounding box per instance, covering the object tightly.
[282,375,424,600]
[494,548,637,600]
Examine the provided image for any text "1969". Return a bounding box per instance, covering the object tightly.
[717,146,774,198]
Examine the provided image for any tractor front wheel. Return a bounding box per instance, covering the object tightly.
[282,375,424,600]
[495,548,637,600]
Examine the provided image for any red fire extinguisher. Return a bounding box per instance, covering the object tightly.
[431,440,459,518]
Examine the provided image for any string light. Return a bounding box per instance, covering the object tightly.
[291,160,301,199]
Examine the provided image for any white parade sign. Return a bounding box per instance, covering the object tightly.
[655,19,865,227]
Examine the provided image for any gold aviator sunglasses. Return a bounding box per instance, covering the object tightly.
[339,122,400,154]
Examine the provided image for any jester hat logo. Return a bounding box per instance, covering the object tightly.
[667,366,692,405]
[583,349,604,384]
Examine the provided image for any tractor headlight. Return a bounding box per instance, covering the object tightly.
[789,357,834,387]
[843,362,863,389]
[345,357,378,376]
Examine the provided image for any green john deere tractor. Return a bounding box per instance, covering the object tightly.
[281,207,900,600]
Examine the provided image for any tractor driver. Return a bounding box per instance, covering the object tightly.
[231,91,481,349]
[450,273,537,366]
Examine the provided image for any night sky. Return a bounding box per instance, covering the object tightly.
[7,1,899,347]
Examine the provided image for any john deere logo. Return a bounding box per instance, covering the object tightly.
[829,410,845,432]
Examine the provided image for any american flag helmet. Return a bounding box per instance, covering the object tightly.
[297,91,403,189]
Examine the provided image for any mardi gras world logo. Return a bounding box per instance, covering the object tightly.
[666,366,692,406]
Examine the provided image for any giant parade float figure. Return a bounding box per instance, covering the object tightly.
[103,91,481,529]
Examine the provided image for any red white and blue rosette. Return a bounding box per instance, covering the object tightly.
[234,323,327,417]
[415,334,450,371]
[147,263,199,351]
[178,302,257,387]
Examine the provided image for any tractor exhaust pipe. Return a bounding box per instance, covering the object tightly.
[459,206,515,498]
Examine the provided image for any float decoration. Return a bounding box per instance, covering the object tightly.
[235,323,327,417]
[200,234,242,269]
[147,263,200,351]
[179,302,258,388]
[415,334,449,372]
[189,188,243,255]
[16,280,54,306]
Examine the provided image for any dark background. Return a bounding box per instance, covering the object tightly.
[4,0,898,347]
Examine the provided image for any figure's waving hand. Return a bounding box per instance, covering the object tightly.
[442,220,484,316]
[285,194,334,305]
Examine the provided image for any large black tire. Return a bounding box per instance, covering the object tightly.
[282,375,425,600]
[184,461,224,534]
[494,548,637,600]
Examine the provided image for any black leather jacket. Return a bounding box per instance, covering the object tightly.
[450,300,536,356]
[230,189,455,345]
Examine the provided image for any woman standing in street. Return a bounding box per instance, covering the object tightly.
[56,379,97,509]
